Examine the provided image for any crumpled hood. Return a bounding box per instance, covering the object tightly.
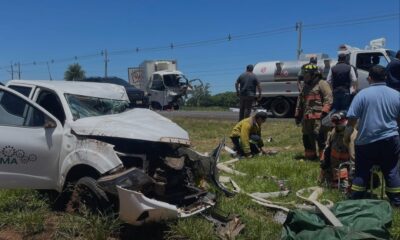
[70,108,190,144]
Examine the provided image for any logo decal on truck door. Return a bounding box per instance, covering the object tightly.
[0,146,37,165]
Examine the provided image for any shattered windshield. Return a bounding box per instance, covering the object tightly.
[65,94,130,120]
[163,74,188,87]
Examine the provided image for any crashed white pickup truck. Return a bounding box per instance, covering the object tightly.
[0,80,226,225]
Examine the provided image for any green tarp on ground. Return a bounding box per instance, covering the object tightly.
[281,199,392,240]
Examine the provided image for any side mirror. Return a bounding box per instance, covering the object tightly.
[44,117,57,128]
[147,93,152,96]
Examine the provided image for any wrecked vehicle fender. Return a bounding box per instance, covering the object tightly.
[117,186,215,225]
[58,138,122,190]
[178,140,236,197]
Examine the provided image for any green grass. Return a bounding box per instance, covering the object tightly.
[0,117,399,239]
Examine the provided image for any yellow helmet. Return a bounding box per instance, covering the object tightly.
[303,64,320,76]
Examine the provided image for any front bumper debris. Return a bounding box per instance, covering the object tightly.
[117,186,215,225]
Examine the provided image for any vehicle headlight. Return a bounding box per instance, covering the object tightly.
[164,156,185,170]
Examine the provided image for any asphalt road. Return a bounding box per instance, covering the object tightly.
[159,110,291,122]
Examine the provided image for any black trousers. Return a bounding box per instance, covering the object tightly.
[231,136,261,156]
[239,96,255,121]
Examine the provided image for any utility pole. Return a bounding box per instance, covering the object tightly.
[10,63,14,79]
[296,22,303,60]
[46,62,53,80]
[102,49,109,79]
[17,62,21,79]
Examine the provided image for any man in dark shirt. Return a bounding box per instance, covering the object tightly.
[386,50,400,91]
[327,53,357,111]
[235,64,262,121]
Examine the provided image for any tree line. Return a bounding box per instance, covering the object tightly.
[184,83,238,108]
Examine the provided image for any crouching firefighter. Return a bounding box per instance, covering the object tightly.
[320,111,356,192]
[295,64,333,160]
[230,112,268,158]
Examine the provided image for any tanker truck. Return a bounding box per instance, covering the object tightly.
[128,60,202,110]
[254,38,396,117]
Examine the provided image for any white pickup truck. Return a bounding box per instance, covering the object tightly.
[0,80,225,225]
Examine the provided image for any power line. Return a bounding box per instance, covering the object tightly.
[303,13,399,29]
[0,12,398,72]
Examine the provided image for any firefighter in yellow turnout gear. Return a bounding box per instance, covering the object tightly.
[295,64,333,160]
[230,112,268,157]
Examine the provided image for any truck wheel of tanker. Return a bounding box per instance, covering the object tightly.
[66,177,111,214]
[150,102,162,110]
[270,98,291,118]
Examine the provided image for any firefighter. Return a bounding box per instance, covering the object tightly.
[320,111,356,191]
[297,57,317,91]
[230,112,268,158]
[295,64,333,160]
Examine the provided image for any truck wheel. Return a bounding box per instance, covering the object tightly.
[270,98,291,118]
[150,102,162,111]
[66,177,111,214]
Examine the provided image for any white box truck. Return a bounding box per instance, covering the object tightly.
[129,60,197,110]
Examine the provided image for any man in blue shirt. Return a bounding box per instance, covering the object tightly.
[344,65,400,206]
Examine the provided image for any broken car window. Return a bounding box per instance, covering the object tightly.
[164,74,188,87]
[150,74,165,91]
[65,94,130,120]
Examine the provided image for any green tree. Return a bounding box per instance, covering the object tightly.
[210,91,238,107]
[64,63,86,81]
[186,83,212,107]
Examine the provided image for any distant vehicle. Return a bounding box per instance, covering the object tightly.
[2,80,224,225]
[79,77,149,108]
[254,38,394,117]
[128,60,202,110]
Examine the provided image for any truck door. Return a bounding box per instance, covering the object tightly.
[149,74,166,109]
[0,87,63,189]
[355,52,389,89]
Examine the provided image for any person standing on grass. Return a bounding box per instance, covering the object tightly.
[326,53,358,111]
[297,56,318,92]
[235,64,262,121]
[343,65,400,206]
[230,111,268,158]
[295,64,332,160]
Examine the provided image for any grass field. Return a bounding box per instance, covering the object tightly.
[0,117,399,239]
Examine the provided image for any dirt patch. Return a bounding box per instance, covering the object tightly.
[0,229,23,240]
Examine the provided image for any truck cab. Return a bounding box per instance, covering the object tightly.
[147,70,190,110]
[347,49,392,90]
[129,60,198,111]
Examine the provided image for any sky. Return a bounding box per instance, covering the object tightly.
[0,0,399,94]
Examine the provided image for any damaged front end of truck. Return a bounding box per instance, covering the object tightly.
[97,140,224,225]
[69,109,226,225]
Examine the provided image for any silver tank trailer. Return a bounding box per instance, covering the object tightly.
[253,53,334,117]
